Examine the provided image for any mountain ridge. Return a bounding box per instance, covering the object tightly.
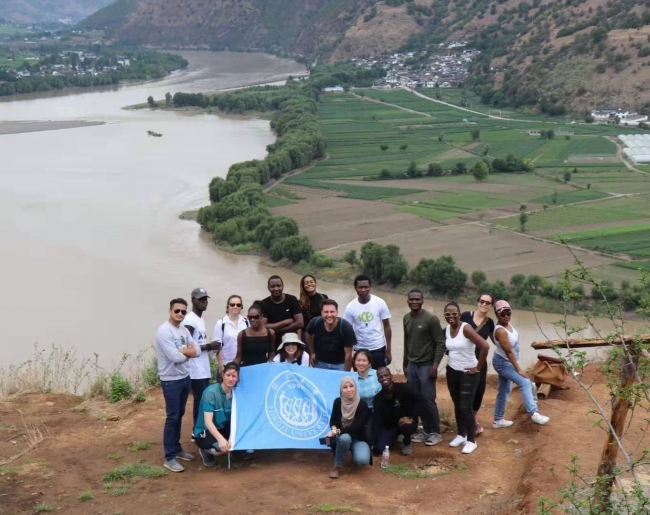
[2,0,113,23]
[78,0,650,113]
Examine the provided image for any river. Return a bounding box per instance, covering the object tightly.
[0,51,641,372]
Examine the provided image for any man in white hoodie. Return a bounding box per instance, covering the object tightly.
[155,298,202,473]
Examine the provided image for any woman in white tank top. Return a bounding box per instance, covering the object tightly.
[443,302,489,455]
[492,300,549,428]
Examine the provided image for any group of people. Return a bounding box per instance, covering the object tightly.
[154,274,550,476]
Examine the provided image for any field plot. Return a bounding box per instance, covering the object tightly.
[569,169,650,195]
[325,223,615,282]
[495,203,649,233]
[562,224,650,258]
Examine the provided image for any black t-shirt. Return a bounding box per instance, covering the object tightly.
[461,311,495,360]
[306,317,356,365]
[261,294,302,335]
[301,292,328,325]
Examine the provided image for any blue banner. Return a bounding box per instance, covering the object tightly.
[231,363,350,450]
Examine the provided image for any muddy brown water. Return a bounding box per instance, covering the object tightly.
[0,51,644,371]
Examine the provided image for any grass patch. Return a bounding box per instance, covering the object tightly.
[251,462,261,469]
[312,505,362,513]
[0,466,21,475]
[129,440,152,452]
[109,451,123,461]
[383,462,451,479]
[615,260,650,273]
[109,485,130,496]
[78,490,94,501]
[102,462,166,483]
[33,504,54,513]
[24,458,45,464]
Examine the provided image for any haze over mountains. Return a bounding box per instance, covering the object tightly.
[2,0,113,23]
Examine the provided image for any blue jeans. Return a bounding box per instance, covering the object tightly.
[493,354,538,421]
[161,376,191,461]
[191,378,211,427]
[374,419,418,455]
[334,433,371,468]
[315,360,346,371]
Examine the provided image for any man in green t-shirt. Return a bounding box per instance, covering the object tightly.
[402,289,445,446]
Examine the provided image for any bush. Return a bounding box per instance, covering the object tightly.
[343,250,357,265]
[471,270,487,288]
[109,374,133,403]
[141,358,161,388]
[311,253,334,268]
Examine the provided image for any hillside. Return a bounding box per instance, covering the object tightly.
[79,0,650,112]
[1,0,113,23]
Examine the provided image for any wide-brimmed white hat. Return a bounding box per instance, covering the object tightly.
[277,332,305,351]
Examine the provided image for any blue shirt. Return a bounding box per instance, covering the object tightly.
[357,369,381,409]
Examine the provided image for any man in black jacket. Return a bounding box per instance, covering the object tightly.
[373,367,419,456]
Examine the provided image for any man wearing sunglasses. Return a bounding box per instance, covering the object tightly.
[155,298,202,473]
[183,288,221,429]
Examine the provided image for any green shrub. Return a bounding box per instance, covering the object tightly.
[135,391,146,402]
[311,253,334,268]
[109,374,133,403]
[343,250,357,265]
[78,490,93,501]
[141,358,160,388]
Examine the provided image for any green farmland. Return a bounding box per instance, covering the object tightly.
[281,89,650,270]
[562,224,650,258]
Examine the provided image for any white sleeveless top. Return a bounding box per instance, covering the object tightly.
[493,324,520,361]
[445,322,478,372]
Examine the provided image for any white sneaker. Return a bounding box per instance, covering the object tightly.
[461,441,477,454]
[492,419,514,429]
[449,435,467,448]
[531,412,549,425]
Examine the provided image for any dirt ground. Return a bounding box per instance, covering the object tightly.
[1,366,647,515]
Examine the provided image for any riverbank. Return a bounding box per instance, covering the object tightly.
[0,120,105,135]
[0,364,646,514]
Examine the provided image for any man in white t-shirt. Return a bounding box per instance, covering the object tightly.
[343,274,392,369]
[182,288,221,429]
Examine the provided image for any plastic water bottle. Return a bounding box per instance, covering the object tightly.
[381,446,390,469]
[531,382,538,401]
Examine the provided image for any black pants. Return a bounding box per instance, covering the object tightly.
[473,362,488,413]
[191,378,211,427]
[194,424,231,452]
[446,366,480,443]
[373,419,418,455]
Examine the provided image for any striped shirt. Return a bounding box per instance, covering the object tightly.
[357,369,381,409]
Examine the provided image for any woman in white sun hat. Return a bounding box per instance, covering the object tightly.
[492,300,550,428]
[272,332,310,366]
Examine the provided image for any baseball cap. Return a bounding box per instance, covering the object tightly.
[494,300,512,313]
[191,287,210,299]
[277,332,305,351]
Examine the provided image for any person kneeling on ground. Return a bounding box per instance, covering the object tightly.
[326,376,371,479]
[372,367,418,456]
[192,362,239,466]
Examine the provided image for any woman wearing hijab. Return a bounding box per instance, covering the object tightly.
[325,376,371,479]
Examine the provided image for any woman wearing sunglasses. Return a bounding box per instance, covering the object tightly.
[235,302,276,366]
[460,293,495,436]
[443,302,489,454]
[492,300,549,428]
[213,295,249,378]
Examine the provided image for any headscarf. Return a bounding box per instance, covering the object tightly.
[340,376,360,427]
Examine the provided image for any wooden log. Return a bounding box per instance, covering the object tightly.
[531,334,650,350]
[537,383,552,399]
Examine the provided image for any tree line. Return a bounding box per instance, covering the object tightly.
[0,51,187,97]
[349,242,648,311]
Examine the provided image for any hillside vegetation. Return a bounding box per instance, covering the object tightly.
[79,0,650,113]
[2,0,113,23]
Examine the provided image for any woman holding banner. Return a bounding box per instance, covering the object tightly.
[193,362,239,467]
[326,377,371,479]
